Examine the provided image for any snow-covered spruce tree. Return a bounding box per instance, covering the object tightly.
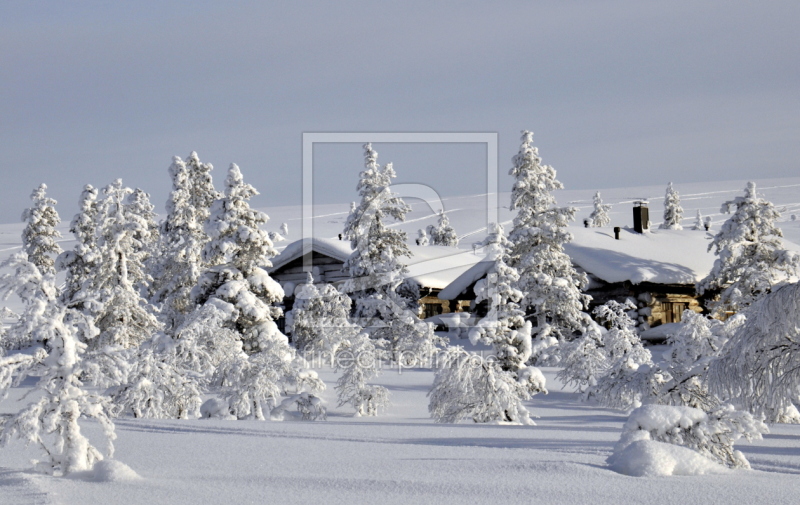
[428,346,544,424]
[0,266,116,475]
[696,182,800,317]
[588,191,611,227]
[708,281,800,423]
[0,253,61,350]
[342,143,441,363]
[184,151,221,226]
[57,185,99,308]
[693,210,704,231]
[149,157,207,334]
[427,210,459,246]
[192,164,285,354]
[507,131,591,354]
[609,404,767,470]
[659,182,684,230]
[290,274,390,415]
[88,180,161,349]
[280,222,289,236]
[580,300,653,410]
[415,228,429,246]
[108,340,203,420]
[190,164,323,419]
[291,273,353,357]
[21,184,62,275]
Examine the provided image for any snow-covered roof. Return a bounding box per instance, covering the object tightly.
[438,227,742,300]
[437,257,495,300]
[269,238,481,289]
[269,237,353,271]
[564,227,718,285]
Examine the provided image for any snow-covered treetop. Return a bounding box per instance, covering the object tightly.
[697,181,800,315]
[203,164,277,271]
[659,182,684,230]
[588,191,611,228]
[427,210,458,247]
[506,131,589,342]
[343,144,411,287]
[70,185,99,246]
[21,183,62,275]
[185,151,220,226]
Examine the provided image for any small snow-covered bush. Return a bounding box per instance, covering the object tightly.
[428,346,545,424]
[270,392,327,421]
[610,404,767,471]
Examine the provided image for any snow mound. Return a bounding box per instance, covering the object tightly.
[70,460,141,482]
[608,437,729,477]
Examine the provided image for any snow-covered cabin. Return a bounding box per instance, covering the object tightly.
[439,226,722,330]
[268,238,481,319]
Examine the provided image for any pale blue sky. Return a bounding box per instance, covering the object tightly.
[1,1,798,220]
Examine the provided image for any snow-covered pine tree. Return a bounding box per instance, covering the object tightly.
[507,131,591,352]
[290,274,389,415]
[126,187,158,294]
[461,222,548,415]
[89,180,161,349]
[415,228,429,246]
[660,182,684,230]
[342,144,440,363]
[150,157,206,334]
[184,151,221,227]
[0,255,116,476]
[280,222,289,236]
[581,300,653,410]
[192,164,286,354]
[588,191,611,227]
[109,340,203,420]
[693,210,704,231]
[0,253,61,350]
[708,281,800,423]
[21,184,62,275]
[56,185,99,308]
[427,210,459,246]
[696,182,800,316]
[428,346,545,424]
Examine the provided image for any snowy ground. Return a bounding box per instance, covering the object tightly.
[2,362,800,505]
[2,177,800,503]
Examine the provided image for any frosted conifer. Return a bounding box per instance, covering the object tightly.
[56,185,99,308]
[88,180,161,349]
[588,191,611,227]
[427,210,459,246]
[428,346,545,424]
[660,182,684,230]
[507,131,591,351]
[415,228,429,246]
[693,210,704,231]
[21,184,62,275]
[150,157,206,334]
[192,164,285,354]
[708,281,800,422]
[0,257,115,475]
[696,182,800,316]
[342,144,441,362]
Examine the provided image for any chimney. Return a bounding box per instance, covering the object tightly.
[614,226,621,240]
[633,201,649,233]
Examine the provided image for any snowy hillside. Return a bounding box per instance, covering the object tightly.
[1,177,800,504]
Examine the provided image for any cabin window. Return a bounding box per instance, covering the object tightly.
[424,303,443,319]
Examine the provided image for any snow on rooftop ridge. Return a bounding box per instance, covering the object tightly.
[270,238,483,289]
